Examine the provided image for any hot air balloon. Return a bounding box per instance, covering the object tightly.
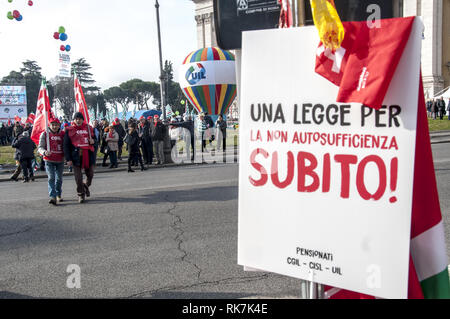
[179,47,236,118]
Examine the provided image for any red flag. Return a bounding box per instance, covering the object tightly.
[74,72,90,125]
[26,113,36,124]
[326,78,450,299]
[278,0,293,28]
[7,116,11,126]
[315,17,415,109]
[31,80,54,145]
[14,115,21,123]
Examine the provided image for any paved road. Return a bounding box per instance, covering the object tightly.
[0,143,448,299]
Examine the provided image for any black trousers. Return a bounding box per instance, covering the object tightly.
[128,151,144,169]
[20,158,33,179]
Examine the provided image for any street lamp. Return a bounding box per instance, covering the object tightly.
[155,0,166,121]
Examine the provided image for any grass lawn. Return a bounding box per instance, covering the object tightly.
[428,118,450,132]
[4,122,448,165]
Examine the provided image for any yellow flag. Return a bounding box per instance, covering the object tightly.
[310,0,345,50]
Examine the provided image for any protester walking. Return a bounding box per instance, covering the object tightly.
[11,131,36,183]
[105,125,119,168]
[38,117,65,205]
[125,122,145,172]
[63,112,97,203]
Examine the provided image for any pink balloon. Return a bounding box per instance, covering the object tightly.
[53,32,60,40]
[13,10,20,19]
[28,1,33,6]
[60,45,66,51]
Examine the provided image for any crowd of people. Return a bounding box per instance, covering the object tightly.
[2,110,228,206]
[426,97,450,120]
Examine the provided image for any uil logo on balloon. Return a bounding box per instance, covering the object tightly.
[180,47,237,117]
[185,63,207,86]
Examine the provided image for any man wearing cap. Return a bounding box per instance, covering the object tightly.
[38,117,65,205]
[113,118,126,160]
[63,112,97,203]
[150,115,166,165]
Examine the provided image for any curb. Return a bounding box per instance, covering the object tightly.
[0,154,240,183]
[0,162,200,183]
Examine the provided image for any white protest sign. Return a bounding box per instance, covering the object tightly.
[58,52,71,78]
[238,20,422,299]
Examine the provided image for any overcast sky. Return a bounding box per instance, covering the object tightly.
[0,0,197,90]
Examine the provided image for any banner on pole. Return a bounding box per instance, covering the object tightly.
[238,20,424,299]
[58,52,71,78]
[0,86,27,123]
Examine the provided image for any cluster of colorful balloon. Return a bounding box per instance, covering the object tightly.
[6,0,33,22]
[53,26,71,52]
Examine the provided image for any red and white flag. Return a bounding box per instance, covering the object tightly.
[26,113,36,124]
[74,72,90,125]
[278,0,293,28]
[317,17,450,299]
[315,17,415,109]
[31,79,54,145]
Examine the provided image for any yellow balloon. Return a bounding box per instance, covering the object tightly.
[310,0,345,50]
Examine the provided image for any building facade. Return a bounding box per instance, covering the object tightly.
[192,0,450,99]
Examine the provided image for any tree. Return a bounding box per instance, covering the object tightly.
[104,86,130,120]
[119,79,159,110]
[71,58,95,86]
[163,60,185,114]
[50,77,74,119]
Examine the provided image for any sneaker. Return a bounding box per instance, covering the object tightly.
[128,168,135,173]
[23,178,29,183]
[56,196,63,203]
[30,176,35,182]
[83,184,90,197]
[49,198,57,206]
[141,166,146,171]
[78,195,85,203]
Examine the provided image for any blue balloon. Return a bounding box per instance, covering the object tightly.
[65,45,71,52]
[16,15,23,21]
[59,33,68,41]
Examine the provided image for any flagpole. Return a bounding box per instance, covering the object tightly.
[74,71,92,141]
[43,79,50,153]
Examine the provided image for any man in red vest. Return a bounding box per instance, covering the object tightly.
[63,112,97,203]
[38,117,65,205]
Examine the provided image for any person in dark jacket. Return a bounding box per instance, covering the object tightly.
[6,124,13,144]
[63,112,97,203]
[150,115,166,165]
[0,124,7,146]
[204,112,215,144]
[113,118,126,160]
[11,131,36,183]
[138,116,151,165]
[125,122,145,172]
[437,97,446,120]
[13,121,24,139]
[100,118,110,167]
[215,114,227,152]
